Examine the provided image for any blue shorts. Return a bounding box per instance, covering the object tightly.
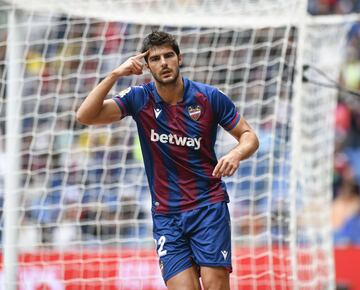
[152,201,232,283]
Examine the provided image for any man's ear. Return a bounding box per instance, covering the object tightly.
[178,54,183,65]
[144,62,149,69]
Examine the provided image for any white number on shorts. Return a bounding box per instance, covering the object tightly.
[157,236,167,257]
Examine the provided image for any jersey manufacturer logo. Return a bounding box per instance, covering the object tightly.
[188,105,202,121]
[154,108,162,119]
[150,129,202,150]
[221,250,228,260]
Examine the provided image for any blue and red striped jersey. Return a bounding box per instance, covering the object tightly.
[113,77,240,214]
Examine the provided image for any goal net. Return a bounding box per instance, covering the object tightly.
[0,0,349,289]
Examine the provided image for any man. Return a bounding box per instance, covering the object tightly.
[76,31,259,290]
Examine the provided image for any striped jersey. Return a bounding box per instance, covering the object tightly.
[113,77,240,214]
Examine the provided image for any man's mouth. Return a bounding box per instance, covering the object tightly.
[161,70,171,75]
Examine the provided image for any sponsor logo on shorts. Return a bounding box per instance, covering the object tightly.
[221,250,228,260]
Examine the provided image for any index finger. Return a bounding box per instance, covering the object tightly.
[135,50,149,59]
[212,158,223,177]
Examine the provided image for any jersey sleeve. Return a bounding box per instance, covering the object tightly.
[112,86,146,119]
[210,88,240,131]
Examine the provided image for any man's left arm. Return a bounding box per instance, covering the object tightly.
[212,117,259,178]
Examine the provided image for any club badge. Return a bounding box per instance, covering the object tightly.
[188,105,202,121]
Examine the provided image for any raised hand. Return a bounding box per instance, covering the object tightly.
[112,50,149,77]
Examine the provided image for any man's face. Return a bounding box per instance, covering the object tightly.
[145,45,182,85]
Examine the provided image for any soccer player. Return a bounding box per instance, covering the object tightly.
[76,31,259,290]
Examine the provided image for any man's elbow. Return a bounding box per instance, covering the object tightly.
[254,134,260,152]
[75,110,92,125]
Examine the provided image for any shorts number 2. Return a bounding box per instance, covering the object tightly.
[157,235,167,257]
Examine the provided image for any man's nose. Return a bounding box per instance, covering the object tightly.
[160,56,167,66]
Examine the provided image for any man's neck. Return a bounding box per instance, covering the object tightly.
[155,76,184,105]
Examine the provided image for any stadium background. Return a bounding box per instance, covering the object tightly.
[0,0,359,289]
[310,1,360,289]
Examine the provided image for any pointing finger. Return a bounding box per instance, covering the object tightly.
[135,50,149,59]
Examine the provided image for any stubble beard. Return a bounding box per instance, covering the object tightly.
[152,67,180,86]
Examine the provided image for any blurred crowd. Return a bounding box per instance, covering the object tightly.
[332,22,360,245]
[0,0,358,250]
[310,0,360,247]
[309,0,360,14]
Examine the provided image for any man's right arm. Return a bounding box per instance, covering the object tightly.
[76,51,148,125]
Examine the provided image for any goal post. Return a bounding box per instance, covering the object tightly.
[0,0,352,289]
[3,8,23,290]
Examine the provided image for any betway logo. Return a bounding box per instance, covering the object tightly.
[150,129,202,150]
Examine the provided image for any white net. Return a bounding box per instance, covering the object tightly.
[8,0,302,26]
[0,0,349,289]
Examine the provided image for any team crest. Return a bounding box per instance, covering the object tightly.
[118,87,131,98]
[188,105,202,121]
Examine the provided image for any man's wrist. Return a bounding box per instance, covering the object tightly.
[232,147,243,160]
[109,70,123,79]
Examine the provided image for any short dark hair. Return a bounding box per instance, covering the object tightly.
[141,31,180,62]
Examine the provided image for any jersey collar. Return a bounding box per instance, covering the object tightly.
[152,77,190,104]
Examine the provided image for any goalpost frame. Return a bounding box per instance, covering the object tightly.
[289,0,309,288]
[3,9,23,290]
